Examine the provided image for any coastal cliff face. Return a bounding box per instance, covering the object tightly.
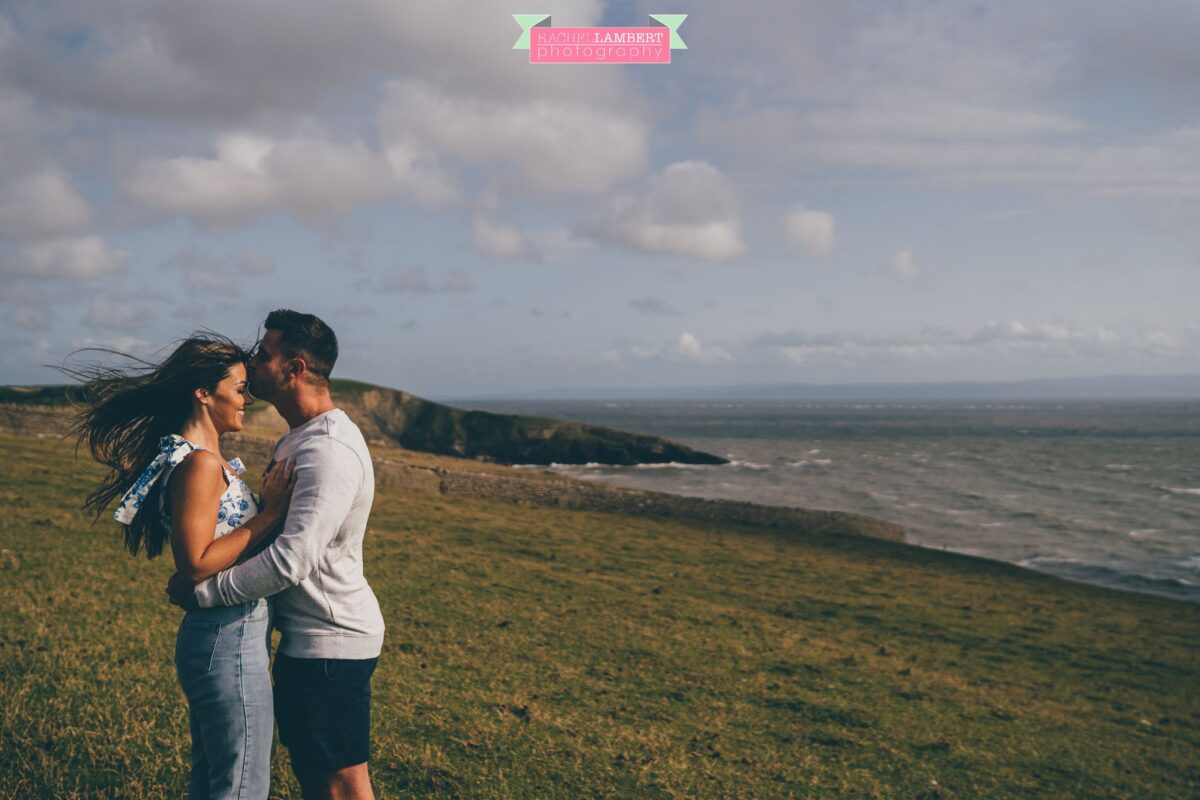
[0,381,728,466]
[330,380,728,466]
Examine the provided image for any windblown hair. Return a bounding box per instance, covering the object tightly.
[263,309,338,383]
[61,335,250,559]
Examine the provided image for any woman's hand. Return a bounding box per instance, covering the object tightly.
[258,458,297,523]
[166,572,199,611]
[167,452,296,584]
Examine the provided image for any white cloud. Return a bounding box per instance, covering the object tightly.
[783,206,835,258]
[334,303,377,318]
[0,282,57,330]
[377,265,472,294]
[0,168,92,239]
[798,101,1083,142]
[673,332,732,363]
[83,294,154,331]
[630,297,681,316]
[379,79,648,195]
[123,132,454,225]
[237,253,275,275]
[585,161,746,262]
[265,137,410,218]
[5,306,55,330]
[70,335,159,357]
[441,269,472,294]
[888,249,921,281]
[968,320,1138,356]
[123,135,276,224]
[379,265,433,293]
[750,321,1181,366]
[601,331,731,364]
[164,245,273,294]
[470,212,539,261]
[2,1,621,124]
[380,138,460,208]
[683,1,1200,205]
[10,236,130,280]
[1079,0,1200,113]
[528,228,592,258]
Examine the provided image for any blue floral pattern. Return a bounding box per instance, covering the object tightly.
[114,434,258,539]
[212,457,257,539]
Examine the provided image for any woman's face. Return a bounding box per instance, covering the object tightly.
[206,363,253,434]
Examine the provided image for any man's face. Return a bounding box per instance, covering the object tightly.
[247,329,290,402]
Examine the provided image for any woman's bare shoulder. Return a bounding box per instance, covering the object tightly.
[169,449,226,489]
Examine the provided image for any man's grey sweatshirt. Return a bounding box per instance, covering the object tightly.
[194,408,385,659]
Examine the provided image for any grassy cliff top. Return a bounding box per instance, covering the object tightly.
[1,380,728,466]
[0,384,85,406]
[0,431,1196,798]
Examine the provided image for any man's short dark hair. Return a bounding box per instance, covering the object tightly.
[263,309,338,383]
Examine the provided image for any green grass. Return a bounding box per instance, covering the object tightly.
[0,385,85,406]
[329,378,384,397]
[1,432,1197,798]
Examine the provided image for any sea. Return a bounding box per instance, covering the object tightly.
[458,399,1200,604]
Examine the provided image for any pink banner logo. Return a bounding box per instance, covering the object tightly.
[533,27,669,63]
[513,15,687,65]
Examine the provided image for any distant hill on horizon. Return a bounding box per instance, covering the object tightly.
[445,373,1200,402]
[0,379,727,467]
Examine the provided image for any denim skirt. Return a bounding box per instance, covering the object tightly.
[175,597,273,800]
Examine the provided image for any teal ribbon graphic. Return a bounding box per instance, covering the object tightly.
[649,14,687,49]
[513,14,687,49]
[512,14,551,49]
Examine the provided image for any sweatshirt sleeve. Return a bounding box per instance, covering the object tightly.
[194,437,365,608]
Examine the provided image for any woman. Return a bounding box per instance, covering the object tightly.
[69,335,295,800]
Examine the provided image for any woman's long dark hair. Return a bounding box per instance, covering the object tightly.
[61,335,250,559]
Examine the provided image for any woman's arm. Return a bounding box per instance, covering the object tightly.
[166,452,288,584]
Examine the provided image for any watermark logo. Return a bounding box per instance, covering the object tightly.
[513,14,686,64]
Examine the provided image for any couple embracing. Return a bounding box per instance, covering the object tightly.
[73,310,383,799]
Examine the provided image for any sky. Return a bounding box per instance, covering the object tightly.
[1,0,1198,398]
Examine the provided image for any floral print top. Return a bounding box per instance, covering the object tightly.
[114,434,258,538]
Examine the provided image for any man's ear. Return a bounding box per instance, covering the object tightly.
[288,357,309,380]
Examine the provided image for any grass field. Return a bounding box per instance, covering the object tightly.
[1,431,1198,798]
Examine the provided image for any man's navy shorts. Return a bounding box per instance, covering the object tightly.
[273,653,379,771]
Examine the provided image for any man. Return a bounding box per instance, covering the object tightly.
[169,309,384,800]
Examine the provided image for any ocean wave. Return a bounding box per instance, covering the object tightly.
[726,460,770,470]
[1015,557,1200,596]
[785,458,833,468]
[632,461,716,470]
[1127,528,1160,539]
[1164,487,1200,495]
[1017,555,1087,567]
[1105,464,1134,470]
